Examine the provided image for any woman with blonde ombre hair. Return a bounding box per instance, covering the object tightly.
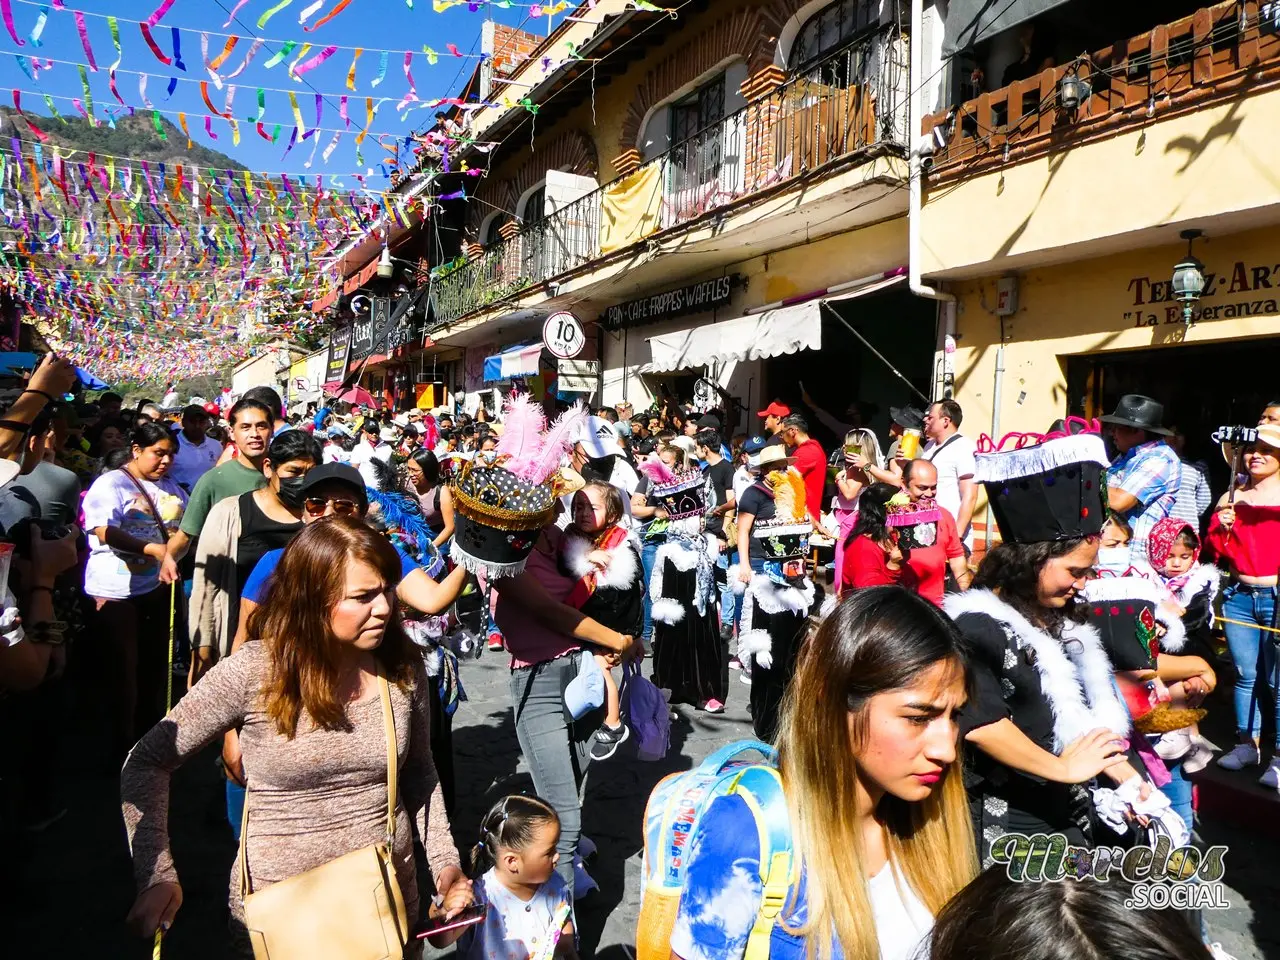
[670,586,978,960]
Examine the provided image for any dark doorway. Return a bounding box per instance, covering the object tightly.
[1065,337,1280,496]
[764,289,936,452]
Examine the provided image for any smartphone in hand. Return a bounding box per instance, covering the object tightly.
[412,903,486,940]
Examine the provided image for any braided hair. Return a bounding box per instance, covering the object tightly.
[470,794,560,875]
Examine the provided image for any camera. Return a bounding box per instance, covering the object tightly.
[1212,425,1258,445]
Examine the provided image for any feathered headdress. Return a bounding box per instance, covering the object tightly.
[767,467,807,524]
[638,455,676,486]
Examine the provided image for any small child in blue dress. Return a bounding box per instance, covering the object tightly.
[430,794,578,960]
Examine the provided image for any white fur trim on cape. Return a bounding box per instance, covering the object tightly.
[1171,564,1222,614]
[560,532,641,590]
[943,590,1131,749]
[650,597,685,625]
[974,434,1109,483]
[649,535,718,622]
[737,629,774,669]
[747,576,815,616]
[1082,576,1166,604]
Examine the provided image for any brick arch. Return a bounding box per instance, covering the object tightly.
[466,128,598,237]
[618,0,809,152]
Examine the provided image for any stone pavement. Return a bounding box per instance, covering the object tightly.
[4,648,1278,959]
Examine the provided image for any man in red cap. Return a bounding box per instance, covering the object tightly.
[758,400,791,448]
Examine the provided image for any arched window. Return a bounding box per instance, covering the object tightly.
[789,0,880,71]
[519,184,548,279]
[481,214,507,247]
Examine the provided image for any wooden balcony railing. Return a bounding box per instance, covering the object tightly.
[431,27,907,329]
[921,1,1280,178]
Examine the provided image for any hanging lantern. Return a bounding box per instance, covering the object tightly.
[1171,229,1206,326]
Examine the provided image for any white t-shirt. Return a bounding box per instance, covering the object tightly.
[83,470,188,600]
[732,464,755,504]
[868,861,934,960]
[169,431,221,493]
[923,432,977,545]
[457,868,572,960]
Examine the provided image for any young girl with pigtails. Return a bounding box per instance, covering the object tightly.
[428,794,578,960]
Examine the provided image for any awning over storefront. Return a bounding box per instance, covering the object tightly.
[483,343,543,382]
[638,274,906,375]
[642,302,822,374]
[942,0,1071,56]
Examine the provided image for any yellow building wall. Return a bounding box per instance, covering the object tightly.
[950,224,1280,441]
[920,86,1280,278]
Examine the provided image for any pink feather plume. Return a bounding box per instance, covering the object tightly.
[419,414,440,452]
[509,402,587,484]
[638,455,676,485]
[495,393,547,473]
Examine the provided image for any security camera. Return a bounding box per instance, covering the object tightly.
[546,280,562,296]
[915,133,938,159]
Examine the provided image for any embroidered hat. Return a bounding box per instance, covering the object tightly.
[752,467,811,570]
[886,494,943,549]
[651,468,707,520]
[975,427,1109,544]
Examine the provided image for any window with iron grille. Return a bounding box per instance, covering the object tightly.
[520,185,548,279]
[790,0,879,83]
[669,75,726,191]
[481,215,507,248]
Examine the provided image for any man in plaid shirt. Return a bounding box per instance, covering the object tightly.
[1101,395,1182,564]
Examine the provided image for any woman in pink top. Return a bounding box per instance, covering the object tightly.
[491,523,640,896]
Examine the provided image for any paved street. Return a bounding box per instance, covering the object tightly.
[4,648,1277,959]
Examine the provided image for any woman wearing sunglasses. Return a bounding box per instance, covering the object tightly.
[1205,422,1280,786]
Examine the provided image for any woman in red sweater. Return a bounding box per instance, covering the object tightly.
[1204,422,1280,786]
[840,483,908,596]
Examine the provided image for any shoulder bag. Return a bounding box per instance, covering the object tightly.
[239,661,410,960]
[119,466,173,545]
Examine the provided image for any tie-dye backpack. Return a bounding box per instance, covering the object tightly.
[636,740,792,960]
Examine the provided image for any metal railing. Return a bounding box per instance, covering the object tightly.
[922,1,1280,176]
[433,25,906,327]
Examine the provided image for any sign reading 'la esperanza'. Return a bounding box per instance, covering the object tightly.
[1126,259,1280,326]
[602,275,739,330]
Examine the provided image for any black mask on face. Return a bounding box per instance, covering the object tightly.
[276,475,308,509]
[580,454,616,483]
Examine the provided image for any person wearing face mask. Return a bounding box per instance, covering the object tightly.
[944,427,1177,862]
[187,430,323,685]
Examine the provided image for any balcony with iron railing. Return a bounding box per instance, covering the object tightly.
[921,1,1280,179]
[432,26,907,328]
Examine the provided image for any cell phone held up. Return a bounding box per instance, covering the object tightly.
[413,902,486,940]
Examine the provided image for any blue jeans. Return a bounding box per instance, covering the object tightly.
[1159,761,1193,834]
[716,549,734,631]
[1222,583,1280,739]
[640,540,659,641]
[226,780,245,840]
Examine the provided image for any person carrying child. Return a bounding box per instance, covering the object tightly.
[561,481,645,760]
[428,795,578,960]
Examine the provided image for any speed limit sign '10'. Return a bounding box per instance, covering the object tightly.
[543,311,586,359]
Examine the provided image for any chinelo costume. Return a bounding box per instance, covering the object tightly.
[943,423,1186,865]
[641,458,726,708]
[733,467,832,741]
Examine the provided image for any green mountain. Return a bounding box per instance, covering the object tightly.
[1,106,247,171]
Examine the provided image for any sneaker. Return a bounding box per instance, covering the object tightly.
[1217,742,1261,770]
[1260,760,1280,790]
[728,656,742,671]
[590,722,630,761]
[487,632,504,651]
[1181,736,1217,775]
[701,698,725,714]
[1153,730,1193,762]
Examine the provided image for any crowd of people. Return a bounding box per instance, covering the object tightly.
[1,355,1269,960]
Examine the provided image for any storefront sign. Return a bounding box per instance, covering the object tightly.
[557,358,599,394]
[601,274,738,330]
[543,311,586,359]
[1125,260,1280,326]
[325,326,352,382]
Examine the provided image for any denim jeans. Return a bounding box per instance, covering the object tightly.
[509,651,600,896]
[716,549,733,631]
[227,780,246,841]
[640,540,659,641]
[1222,583,1280,739]
[1159,761,1193,835]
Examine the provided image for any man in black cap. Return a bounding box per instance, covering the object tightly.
[1101,394,1182,564]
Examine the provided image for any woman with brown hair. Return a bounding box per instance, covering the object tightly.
[671,587,978,960]
[121,517,468,953]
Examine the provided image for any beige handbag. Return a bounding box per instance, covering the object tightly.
[240,662,410,960]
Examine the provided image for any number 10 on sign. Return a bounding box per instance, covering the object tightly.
[543,311,585,359]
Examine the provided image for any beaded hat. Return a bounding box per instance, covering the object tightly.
[448,395,586,578]
[886,494,942,549]
[753,467,811,570]
[651,469,706,520]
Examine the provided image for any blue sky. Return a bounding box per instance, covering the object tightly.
[0,0,545,187]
